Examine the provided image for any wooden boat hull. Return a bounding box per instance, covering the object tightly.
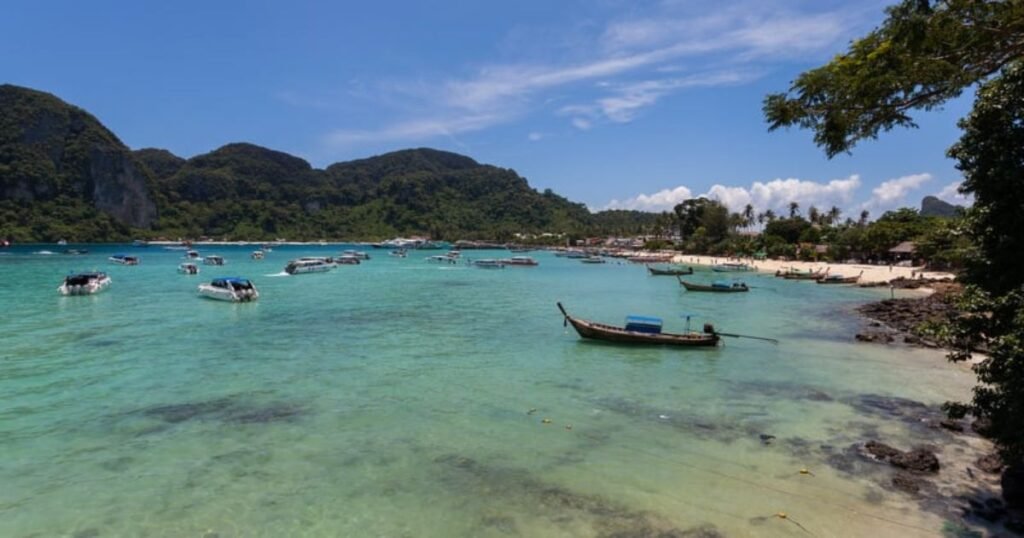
[557,303,719,347]
[782,273,823,280]
[816,271,862,284]
[678,279,749,292]
[647,266,694,276]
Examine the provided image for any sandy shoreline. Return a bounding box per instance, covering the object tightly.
[669,254,956,286]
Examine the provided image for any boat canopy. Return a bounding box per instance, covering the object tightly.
[211,277,252,288]
[624,315,663,334]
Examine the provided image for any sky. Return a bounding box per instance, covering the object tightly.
[1,0,975,218]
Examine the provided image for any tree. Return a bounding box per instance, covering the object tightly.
[764,209,776,222]
[674,198,715,240]
[743,203,755,229]
[808,205,821,225]
[858,210,870,227]
[763,0,1024,465]
[827,206,842,226]
[788,201,800,218]
[764,0,1024,157]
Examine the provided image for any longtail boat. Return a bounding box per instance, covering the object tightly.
[556,303,719,347]
[781,268,828,280]
[816,271,863,284]
[678,278,749,292]
[647,265,694,276]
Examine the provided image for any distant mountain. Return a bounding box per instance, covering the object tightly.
[920,195,963,218]
[1,84,655,242]
[0,84,157,240]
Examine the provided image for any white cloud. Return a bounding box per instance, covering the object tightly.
[936,181,973,205]
[527,132,545,141]
[603,175,862,214]
[862,173,932,212]
[323,113,505,146]
[571,117,592,131]
[604,186,694,211]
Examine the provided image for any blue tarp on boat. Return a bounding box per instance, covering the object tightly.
[625,315,663,334]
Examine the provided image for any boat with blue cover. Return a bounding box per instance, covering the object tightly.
[556,303,719,347]
[198,277,259,302]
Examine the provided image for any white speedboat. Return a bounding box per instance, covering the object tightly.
[426,254,458,264]
[501,256,539,267]
[109,254,140,265]
[58,272,111,295]
[203,255,225,266]
[197,277,259,302]
[341,250,370,260]
[284,258,334,275]
[251,250,265,260]
[178,262,200,275]
[335,255,361,265]
[184,250,201,260]
[471,259,505,269]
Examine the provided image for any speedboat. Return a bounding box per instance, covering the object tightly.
[58,272,111,296]
[109,254,140,265]
[251,250,265,260]
[197,277,259,302]
[471,259,505,269]
[335,255,361,265]
[389,249,408,258]
[501,256,539,266]
[341,250,370,260]
[57,239,68,246]
[426,254,458,264]
[62,249,89,255]
[284,258,335,275]
[580,256,606,264]
[178,262,200,275]
[203,255,225,266]
[184,250,201,260]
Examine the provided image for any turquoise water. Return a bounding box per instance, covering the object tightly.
[0,245,986,537]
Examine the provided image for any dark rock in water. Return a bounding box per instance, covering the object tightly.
[227,404,303,424]
[863,441,902,462]
[891,448,940,473]
[143,398,234,423]
[759,434,776,445]
[939,418,964,432]
[976,453,1004,474]
[972,417,994,437]
[855,331,895,343]
[966,497,1006,522]
[891,472,929,495]
[1003,466,1024,509]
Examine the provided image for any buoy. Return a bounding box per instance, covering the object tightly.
[541,418,552,424]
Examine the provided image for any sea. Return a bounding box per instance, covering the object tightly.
[0,245,992,537]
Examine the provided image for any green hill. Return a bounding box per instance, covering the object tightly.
[920,195,963,218]
[1,84,656,242]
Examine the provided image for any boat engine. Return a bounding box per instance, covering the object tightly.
[703,323,715,334]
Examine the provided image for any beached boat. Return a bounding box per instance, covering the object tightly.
[816,271,863,284]
[426,254,458,264]
[284,258,334,275]
[780,268,827,280]
[556,303,719,347]
[471,259,505,269]
[251,250,265,260]
[197,277,259,302]
[341,250,371,260]
[678,278,749,292]
[203,255,225,266]
[711,262,751,272]
[580,256,606,264]
[109,254,140,265]
[501,256,539,267]
[178,262,200,275]
[58,272,111,296]
[647,265,694,276]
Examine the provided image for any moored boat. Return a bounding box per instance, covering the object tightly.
[678,278,749,292]
[628,254,674,263]
[580,256,606,264]
[341,250,371,260]
[781,268,827,280]
[501,256,538,267]
[711,262,751,272]
[426,254,458,264]
[203,255,225,266]
[389,249,408,258]
[197,277,259,302]
[178,262,200,275]
[251,250,265,260]
[109,254,140,265]
[58,272,111,296]
[556,303,719,347]
[816,271,863,284]
[471,259,505,269]
[284,258,334,275]
[335,255,361,265]
[647,264,694,276]
[184,250,201,260]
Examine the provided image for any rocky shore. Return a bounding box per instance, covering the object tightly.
[855,279,962,347]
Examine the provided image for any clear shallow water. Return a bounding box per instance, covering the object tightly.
[0,245,984,537]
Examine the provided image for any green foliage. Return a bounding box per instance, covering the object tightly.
[764,0,1024,157]
[763,217,810,244]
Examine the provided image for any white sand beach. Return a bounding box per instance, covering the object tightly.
[670,254,956,285]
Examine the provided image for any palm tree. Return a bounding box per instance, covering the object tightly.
[742,204,755,230]
[828,206,842,226]
[858,209,870,227]
[764,209,777,222]
[757,212,766,226]
[788,201,800,218]
[808,205,820,225]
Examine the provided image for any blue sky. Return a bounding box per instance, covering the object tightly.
[1,0,973,217]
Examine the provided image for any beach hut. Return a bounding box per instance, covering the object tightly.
[888,241,917,263]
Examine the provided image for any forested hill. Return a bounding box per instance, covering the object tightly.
[1,84,656,242]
